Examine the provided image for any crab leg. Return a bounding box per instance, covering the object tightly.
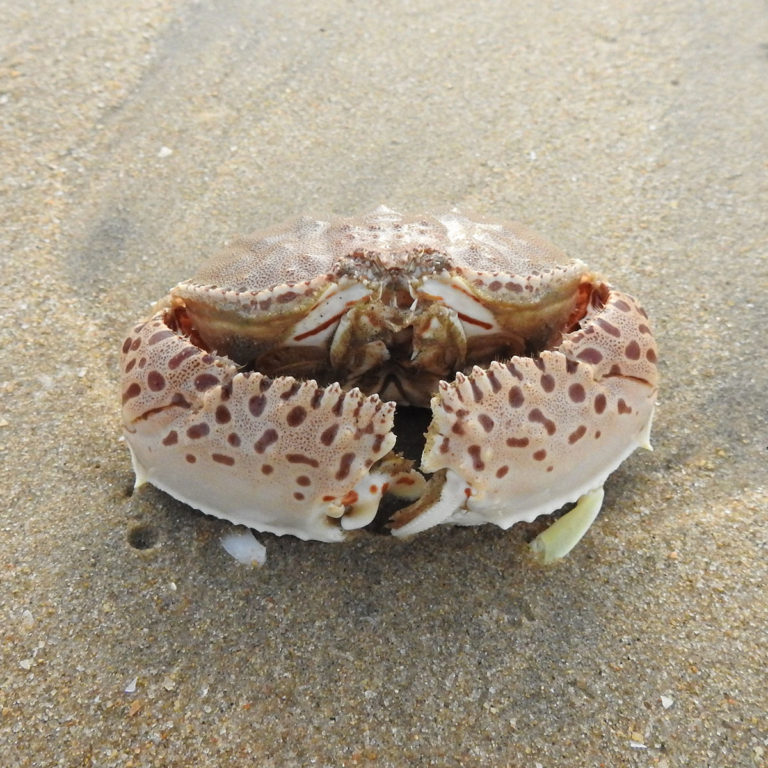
[529,487,605,564]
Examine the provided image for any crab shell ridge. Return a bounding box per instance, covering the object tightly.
[120,208,658,553]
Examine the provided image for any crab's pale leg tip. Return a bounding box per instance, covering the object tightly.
[637,407,655,451]
[126,443,149,489]
[638,432,653,451]
[529,486,605,565]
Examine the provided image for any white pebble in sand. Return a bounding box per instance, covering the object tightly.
[220,528,267,566]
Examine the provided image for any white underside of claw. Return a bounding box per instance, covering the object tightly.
[529,486,605,564]
[129,446,149,490]
[391,470,469,538]
[127,441,348,542]
[636,407,655,451]
[340,471,391,530]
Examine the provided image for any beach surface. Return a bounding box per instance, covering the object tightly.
[1,1,766,765]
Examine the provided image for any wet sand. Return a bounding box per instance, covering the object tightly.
[1,1,766,765]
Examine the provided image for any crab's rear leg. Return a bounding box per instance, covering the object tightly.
[529,487,605,564]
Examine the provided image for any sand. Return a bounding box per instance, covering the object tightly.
[1,1,766,765]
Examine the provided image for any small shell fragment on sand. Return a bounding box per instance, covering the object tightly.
[220,528,267,566]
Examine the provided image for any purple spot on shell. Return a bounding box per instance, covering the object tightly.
[187,423,210,439]
[568,383,586,402]
[486,369,502,393]
[148,330,174,345]
[336,452,355,480]
[168,347,197,370]
[332,392,346,416]
[147,371,166,391]
[194,373,219,391]
[287,453,320,467]
[162,430,178,446]
[577,348,603,364]
[478,414,494,433]
[595,318,621,338]
[122,383,141,403]
[215,405,231,424]
[509,386,524,408]
[467,445,484,471]
[280,381,301,400]
[320,424,339,446]
[249,394,267,418]
[254,428,278,453]
[286,406,307,427]
[528,408,556,436]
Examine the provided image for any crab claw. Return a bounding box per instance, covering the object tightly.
[389,287,658,558]
[390,470,470,537]
[121,313,400,542]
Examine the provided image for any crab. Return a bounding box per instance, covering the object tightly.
[120,207,658,562]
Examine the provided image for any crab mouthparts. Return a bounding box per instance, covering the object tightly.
[170,276,592,410]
